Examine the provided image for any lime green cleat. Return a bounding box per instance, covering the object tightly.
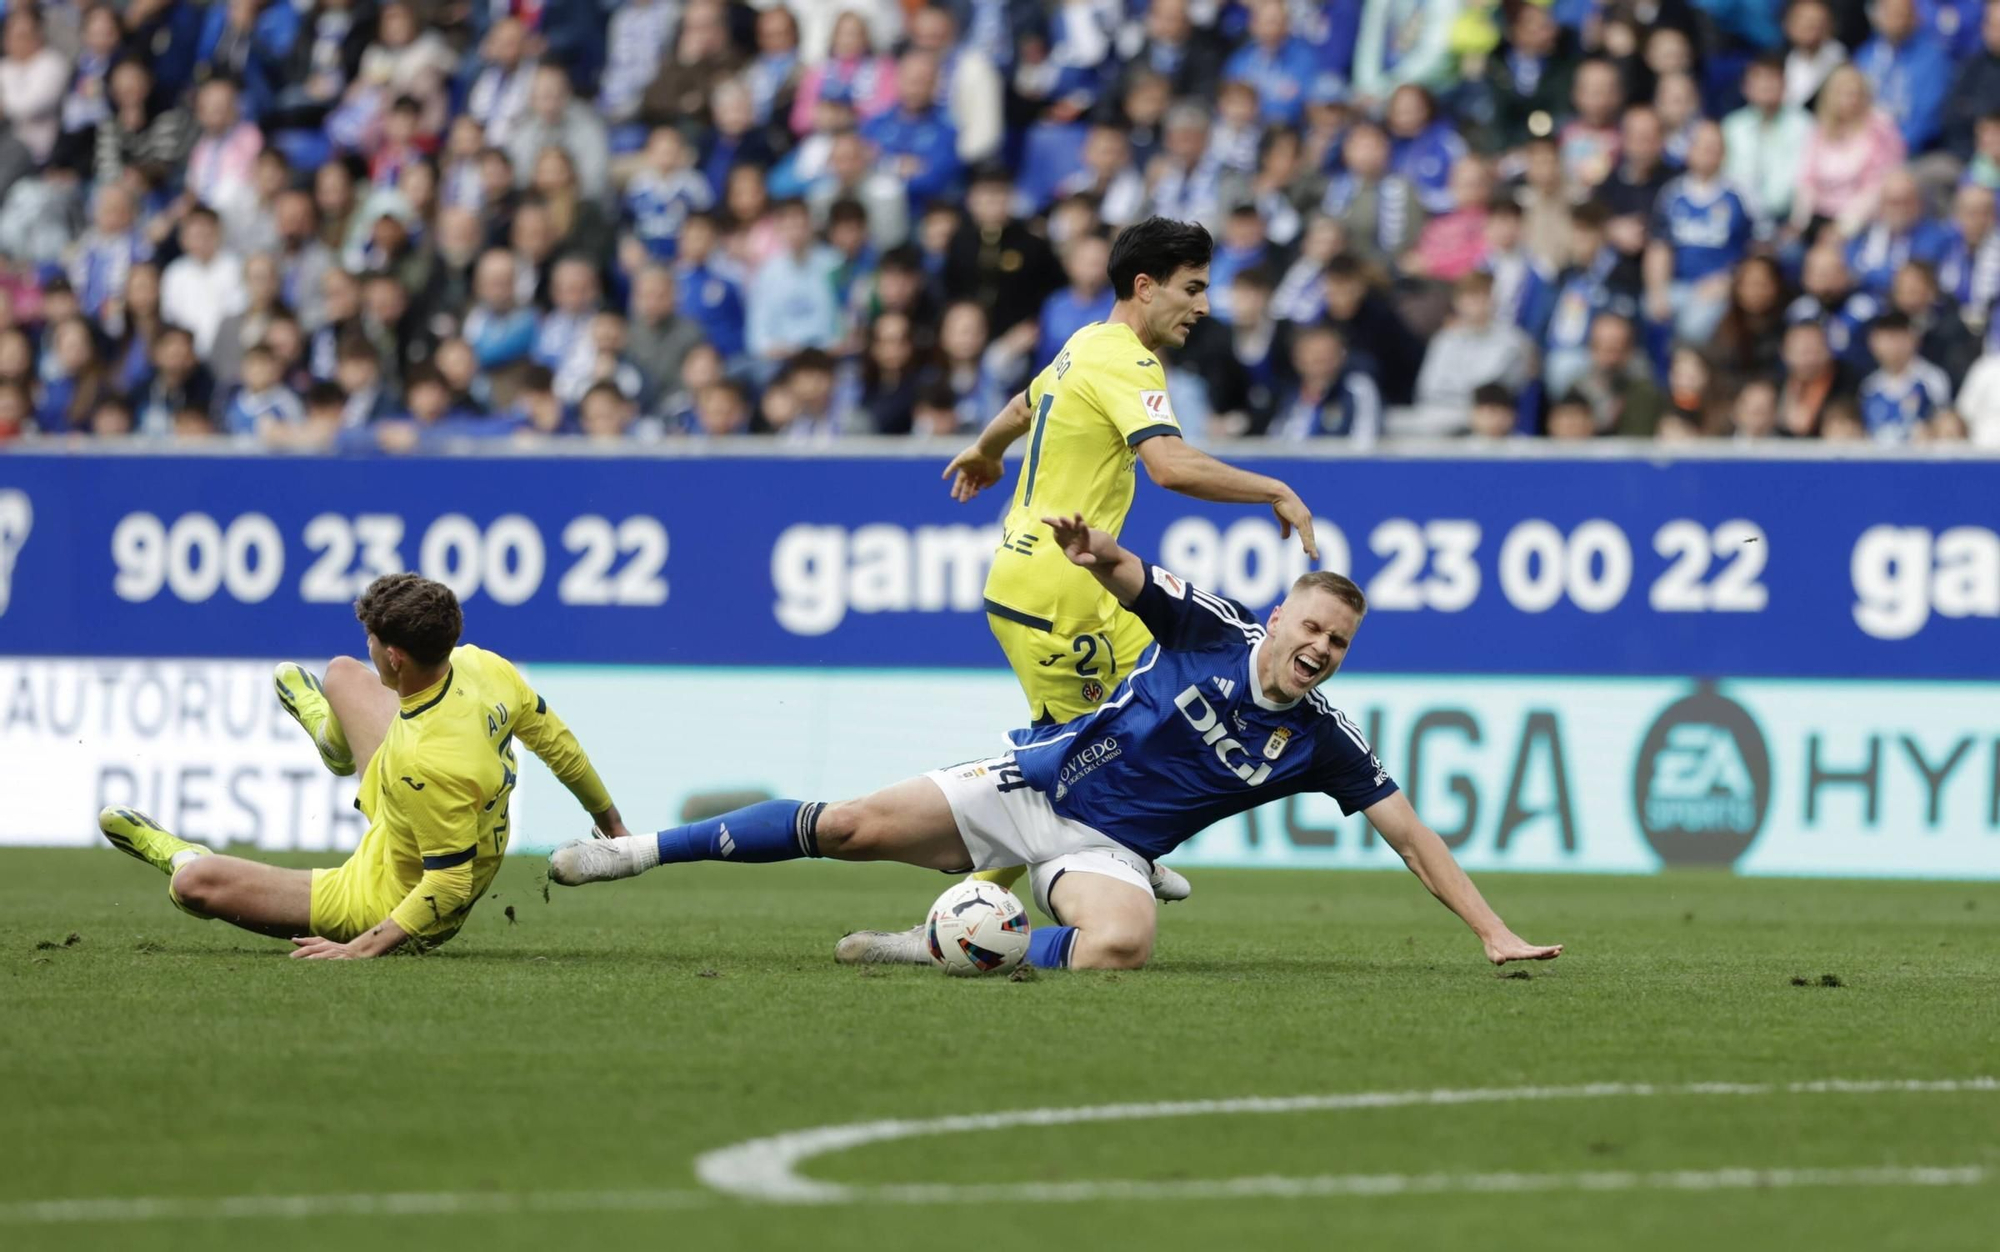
[98,806,210,873]
[274,662,354,776]
[99,807,213,919]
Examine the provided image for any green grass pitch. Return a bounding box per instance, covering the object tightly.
[2,849,1996,1251]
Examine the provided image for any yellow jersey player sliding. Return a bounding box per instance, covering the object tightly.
[838,216,1321,964]
[97,573,625,958]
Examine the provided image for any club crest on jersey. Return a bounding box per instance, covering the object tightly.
[1081,679,1105,703]
[1139,389,1173,422]
[1263,728,1294,760]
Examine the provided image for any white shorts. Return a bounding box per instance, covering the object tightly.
[924,755,1153,921]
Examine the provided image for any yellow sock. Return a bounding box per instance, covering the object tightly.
[973,866,1027,891]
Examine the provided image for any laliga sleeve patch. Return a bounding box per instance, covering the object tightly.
[1139,390,1176,424]
[1151,565,1187,598]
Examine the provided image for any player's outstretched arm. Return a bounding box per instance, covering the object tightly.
[509,673,629,838]
[1044,514,1146,604]
[291,916,411,960]
[1363,792,1563,966]
[1135,435,1319,560]
[944,390,1033,502]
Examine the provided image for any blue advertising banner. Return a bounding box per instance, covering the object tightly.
[0,450,1994,677]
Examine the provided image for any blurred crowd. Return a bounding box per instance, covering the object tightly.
[2,0,1999,449]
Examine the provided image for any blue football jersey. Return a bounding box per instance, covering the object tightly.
[1006,566,1399,861]
[1651,177,1754,283]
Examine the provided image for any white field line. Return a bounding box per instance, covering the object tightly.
[3,1166,1987,1226]
[696,1075,2000,1202]
[0,1190,715,1224]
[5,1077,1994,1225]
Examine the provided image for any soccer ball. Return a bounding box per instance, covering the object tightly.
[926,881,1031,977]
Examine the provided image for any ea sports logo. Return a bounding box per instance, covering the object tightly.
[1631,685,1771,868]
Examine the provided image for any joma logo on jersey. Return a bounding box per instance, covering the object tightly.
[1174,686,1273,787]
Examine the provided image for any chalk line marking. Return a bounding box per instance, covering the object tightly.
[696,1076,2000,1202]
[4,1077,1992,1224]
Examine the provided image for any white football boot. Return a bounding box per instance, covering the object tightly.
[547,837,644,886]
[834,923,932,966]
[1150,861,1191,902]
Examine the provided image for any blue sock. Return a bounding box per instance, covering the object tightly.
[654,800,824,865]
[1026,925,1077,969]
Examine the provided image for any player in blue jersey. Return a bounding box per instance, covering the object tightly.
[548,518,1562,971]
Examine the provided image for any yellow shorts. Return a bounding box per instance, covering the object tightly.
[310,860,464,948]
[986,604,1156,725]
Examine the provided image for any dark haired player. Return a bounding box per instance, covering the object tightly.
[552,519,1562,973]
[97,573,625,958]
[830,218,1327,960]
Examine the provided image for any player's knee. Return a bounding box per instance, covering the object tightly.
[1075,925,1153,970]
[323,655,373,692]
[169,858,227,913]
[814,799,870,858]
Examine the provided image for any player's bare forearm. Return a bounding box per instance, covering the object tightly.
[1043,513,1145,602]
[976,391,1033,457]
[592,803,630,840]
[290,916,410,960]
[1137,437,1319,558]
[1138,435,1281,501]
[1365,794,1562,965]
[944,392,1031,502]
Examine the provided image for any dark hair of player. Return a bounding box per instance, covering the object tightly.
[355,573,463,668]
[1108,216,1213,300]
[1292,570,1367,617]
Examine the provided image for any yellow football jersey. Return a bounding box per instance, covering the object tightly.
[984,320,1181,632]
[349,643,611,940]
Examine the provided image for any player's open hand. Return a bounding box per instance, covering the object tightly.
[1273,494,1319,561]
[1483,932,1563,965]
[943,445,1005,502]
[1042,513,1117,567]
[290,935,365,960]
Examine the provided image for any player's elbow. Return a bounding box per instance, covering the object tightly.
[420,863,479,918]
[1139,442,1188,491]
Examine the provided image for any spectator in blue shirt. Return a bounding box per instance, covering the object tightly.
[222,342,305,437]
[1207,203,1274,323]
[1035,231,1114,364]
[1921,0,1986,60]
[1543,203,1635,399]
[1789,241,1884,369]
[461,249,539,371]
[673,212,748,364]
[1858,310,1955,441]
[1482,199,1557,343]
[1937,182,2000,310]
[747,199,844,374]
[1386,84,1470,212]
[1644,122,1756,343]
[1271,322,1383,443]
[1223,0,1323,126]
[1843,169,1950,296]
[860,52,963,210]
[1854,0,1954,151]
[624,127,715,263]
